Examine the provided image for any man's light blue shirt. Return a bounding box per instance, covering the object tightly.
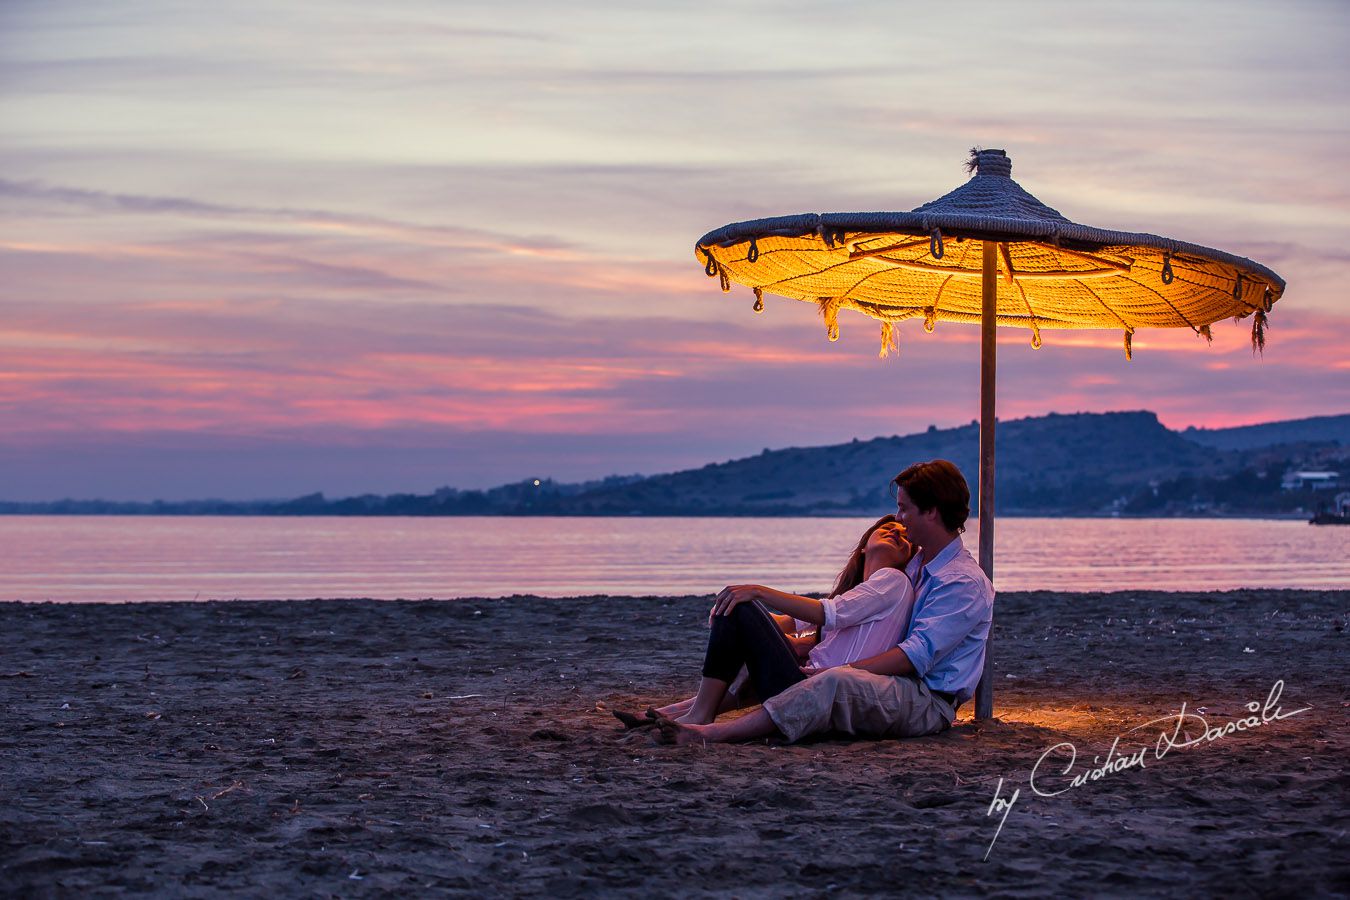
[898,535,995,704]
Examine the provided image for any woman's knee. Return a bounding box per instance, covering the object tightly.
[728,602,775,631]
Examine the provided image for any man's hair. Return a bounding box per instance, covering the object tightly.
[891,460,971,533]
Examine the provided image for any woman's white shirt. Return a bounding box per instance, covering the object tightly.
[806,567,916,671]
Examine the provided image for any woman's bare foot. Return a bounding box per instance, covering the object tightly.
[651,699,692,718]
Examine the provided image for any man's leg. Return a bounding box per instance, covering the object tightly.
[658,705,784,746]
[761,667,953,743]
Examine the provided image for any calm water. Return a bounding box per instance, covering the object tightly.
[2,516,1346,603]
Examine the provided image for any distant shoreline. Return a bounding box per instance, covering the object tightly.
[0,510,1320,520]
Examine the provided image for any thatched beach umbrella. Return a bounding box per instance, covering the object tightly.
[694,148,1286,720]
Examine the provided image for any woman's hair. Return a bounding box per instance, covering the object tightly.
[826,514,909,599]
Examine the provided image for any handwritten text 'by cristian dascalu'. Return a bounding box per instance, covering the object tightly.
[982,680,1310,860]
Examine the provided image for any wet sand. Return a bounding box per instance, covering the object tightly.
[2,589,1347,897]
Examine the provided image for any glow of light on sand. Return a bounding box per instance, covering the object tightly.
[980,706,1125,732]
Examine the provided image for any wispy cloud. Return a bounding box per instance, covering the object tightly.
[0,0,1346,499]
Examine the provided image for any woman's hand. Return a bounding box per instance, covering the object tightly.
[709,584,762,622]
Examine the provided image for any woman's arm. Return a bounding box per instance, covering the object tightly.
[709,584,825,625]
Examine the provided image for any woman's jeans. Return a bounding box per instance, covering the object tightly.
[702,601,808,703]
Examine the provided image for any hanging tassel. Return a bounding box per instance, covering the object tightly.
[703,250,718,278]
[818,296,844,342]
[718,266,730,293]
[923,306,937,333]
[878,321,897,358]
[1030,322,1042,349]
[746,238,759,263]
[1160,253,1174,285]
[1252,309,1267,354]
[1123,327,1134,361]
[752,287,764,313]
[1199,324,1213,344]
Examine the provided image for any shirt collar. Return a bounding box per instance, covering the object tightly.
[918,534,965,580]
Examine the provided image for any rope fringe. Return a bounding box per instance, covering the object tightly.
[923,307,937,333]
[1123,328,1134,361]
[818,296,845,342]
[1252,309,1267,354]
[878,321,896,358]
[752,287,764,314]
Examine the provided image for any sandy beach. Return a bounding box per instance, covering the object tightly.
[2,589,1346,897]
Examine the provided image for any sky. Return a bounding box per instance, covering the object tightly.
[2,0,1348,501]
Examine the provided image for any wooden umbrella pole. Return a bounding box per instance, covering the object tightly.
[975,240,997,720]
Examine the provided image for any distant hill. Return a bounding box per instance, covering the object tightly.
[559,411,1226,515]
[3,410,1346,517]
[1181,414,1350,451]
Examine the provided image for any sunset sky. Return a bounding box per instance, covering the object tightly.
[2,0,1348,501]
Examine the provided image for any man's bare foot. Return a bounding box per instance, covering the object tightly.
[653,717,712,746]
[612,709,656,730]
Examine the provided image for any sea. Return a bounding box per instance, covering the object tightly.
[2,515,1347,603]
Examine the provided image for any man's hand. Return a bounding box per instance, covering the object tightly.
[709,584,762,622]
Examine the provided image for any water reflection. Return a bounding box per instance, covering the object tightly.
[2,516,1346,603]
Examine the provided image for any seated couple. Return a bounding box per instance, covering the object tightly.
[619,459,994,746]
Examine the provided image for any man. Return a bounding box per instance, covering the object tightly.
[657,460,994,745]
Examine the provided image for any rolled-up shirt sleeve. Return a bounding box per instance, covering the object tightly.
[820,569,907,631]
[897,575,986,677]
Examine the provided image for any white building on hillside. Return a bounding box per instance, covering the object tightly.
[1281,470,1340,491]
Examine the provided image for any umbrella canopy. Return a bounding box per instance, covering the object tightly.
[692,148,1287,720]
[695,149,1285,359]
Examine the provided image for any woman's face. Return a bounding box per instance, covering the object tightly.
[864,521,912,570]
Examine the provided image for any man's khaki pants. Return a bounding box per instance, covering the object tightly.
[761,667,955,743]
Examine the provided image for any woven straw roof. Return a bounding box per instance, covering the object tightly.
[695,149,1286,357]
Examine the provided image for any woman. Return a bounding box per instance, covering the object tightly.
[616,515,916,729]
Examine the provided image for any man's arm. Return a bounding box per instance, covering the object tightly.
[895,575,988,678]
[847,646,917,677]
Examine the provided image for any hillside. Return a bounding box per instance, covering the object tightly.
[4,410,1345,517]
[559,411,1227,515]
[1181,414,1350,451]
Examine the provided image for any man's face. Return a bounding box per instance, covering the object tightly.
[894,486,937,546]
